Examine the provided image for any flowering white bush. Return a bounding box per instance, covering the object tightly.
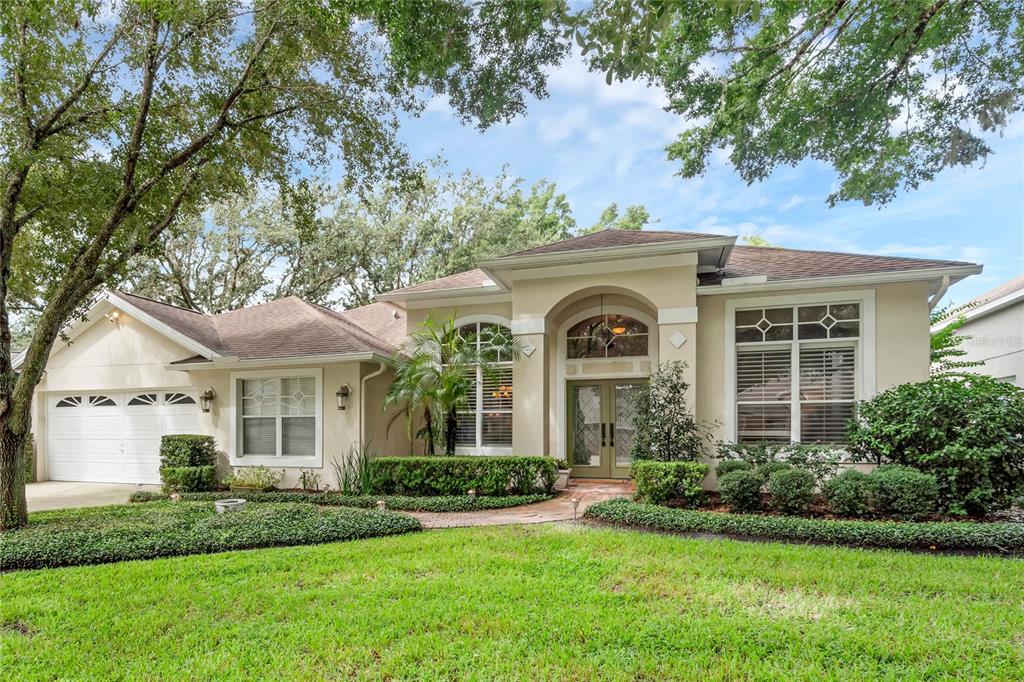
[715,442,845,482]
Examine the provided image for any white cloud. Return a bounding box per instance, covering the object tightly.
[779,195,805,211]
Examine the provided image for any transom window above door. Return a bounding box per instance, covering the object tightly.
[567,314,648,359]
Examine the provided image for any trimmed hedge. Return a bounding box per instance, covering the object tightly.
[719,470,763,513]
[767,468,816,516]
[160,465,216,493]
[585,498,1024,554]
[2,502,421,570]
[822,470,875,518]
[871,465,939,521]
[631,461,707,507]
[160,434,217,493]
[367,456,556,496]
[715,459,751,478]
[130,490,553,512]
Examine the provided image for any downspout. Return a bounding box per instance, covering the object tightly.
[929,275,950,311]
[360,362,388,449]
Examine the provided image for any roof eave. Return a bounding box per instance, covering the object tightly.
[166,351,395,371]
[696,264,982,296]
[932,281,1024,331]
[478,236,737,271]
[375,283,506,305]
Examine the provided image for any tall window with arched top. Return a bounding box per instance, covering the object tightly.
[456,322,513,451]
[567,314,649,359]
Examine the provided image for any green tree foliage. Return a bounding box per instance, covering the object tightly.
[929,302,983,377]
[580,202,653,233]
[848,376,1024,516]
[384,316,519,456]
[0,0,570,528]
[630,361,709,461]
[571,1,1024,205]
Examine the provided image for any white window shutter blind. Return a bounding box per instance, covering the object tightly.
[799,346,856,443]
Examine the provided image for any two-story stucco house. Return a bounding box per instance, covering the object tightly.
[25,229,981,487]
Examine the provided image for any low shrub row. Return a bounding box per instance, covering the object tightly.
[160,434,217,493]
[130,490,553,512]
[631,461,707,506]
[1,502,422,571]
[585,498,1024,554]
[367,456,556,496]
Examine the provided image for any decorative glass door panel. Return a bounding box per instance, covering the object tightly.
[568,379,647,479]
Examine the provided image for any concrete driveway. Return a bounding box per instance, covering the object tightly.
[26,481,161,512]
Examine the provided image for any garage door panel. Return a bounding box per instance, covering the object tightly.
[48,390,199,484]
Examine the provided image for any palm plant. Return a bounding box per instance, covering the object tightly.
[385,315,520,456]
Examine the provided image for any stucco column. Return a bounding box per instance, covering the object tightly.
[511,319,548,455]
[657,306,698,408]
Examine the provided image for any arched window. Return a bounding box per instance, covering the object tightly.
[455,322,513,451]
[567,314,648,359]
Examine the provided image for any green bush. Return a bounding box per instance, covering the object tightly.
[715,459,752,478]
[367,456,556,496]
[767,468,816,516]
[159,435,218,492]
[718,470,762,513]
[823,470,875,518]
[870,465,939,521]
[585,498,1024,554]
[631,461,708,507]
[129,490,553,512]
[2,502,422,571]
[159,434,217,468]
[753,461,792,484]
[160,465,216,493]
[848,376,1024,515]
[630,361,711,461]
[223,466,283,491]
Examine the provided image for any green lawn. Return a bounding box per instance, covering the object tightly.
[3,524,1023,680]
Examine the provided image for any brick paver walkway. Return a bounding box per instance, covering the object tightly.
[408,479,634,529]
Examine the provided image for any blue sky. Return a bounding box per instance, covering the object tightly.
[389,50,1023,306]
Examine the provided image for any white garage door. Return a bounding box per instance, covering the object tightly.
[47,391,200,484]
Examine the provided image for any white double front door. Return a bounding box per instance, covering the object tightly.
[46,391,200,484]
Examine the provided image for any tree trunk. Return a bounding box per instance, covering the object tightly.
[445,409,457,456]
[0,421,29,530]
[423,408,435,456]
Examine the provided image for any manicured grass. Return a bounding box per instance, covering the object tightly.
[1,502,421,570]
[3,524,1023,679]
[130,490,554,511]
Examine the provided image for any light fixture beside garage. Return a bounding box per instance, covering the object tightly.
[335,383,352,410]
[199,388,217,413]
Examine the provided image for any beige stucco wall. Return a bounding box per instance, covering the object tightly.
[696,281,932,462]
[31,309,403,488]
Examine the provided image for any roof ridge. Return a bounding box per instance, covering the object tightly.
[731,244,976,266]
[113,290,209,316]
[301,299,396,355]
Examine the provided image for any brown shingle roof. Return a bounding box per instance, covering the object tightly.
[335,301,407,348]
[382,269,493,296]
[698,245,974,285]
[113,292,397,360]
[964,274,1024,307]
[503,229,728,257]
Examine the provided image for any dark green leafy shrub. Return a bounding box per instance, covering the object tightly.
[870,465,939,521]
[160,465,216,493]
[2,502,421,570]
[630,361,711,461]
[753,461,792,484]
[585,498,1024,554]
[715,459,752,478]
[631,461,708,507]
[717,441,842,482]
[367,456,556,496]
[767,468,815,516]
[718,470,762,513]
[159,434,217,468]
[129,490,553,512]
[848,376,1024,515]
[823,470,875,518]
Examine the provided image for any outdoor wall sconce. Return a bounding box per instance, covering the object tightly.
[335,383,352,410]
[199,388,217,413]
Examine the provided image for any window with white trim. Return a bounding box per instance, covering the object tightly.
[735,303,859,444]
[455,322,513,451]
[238,375,318,458]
